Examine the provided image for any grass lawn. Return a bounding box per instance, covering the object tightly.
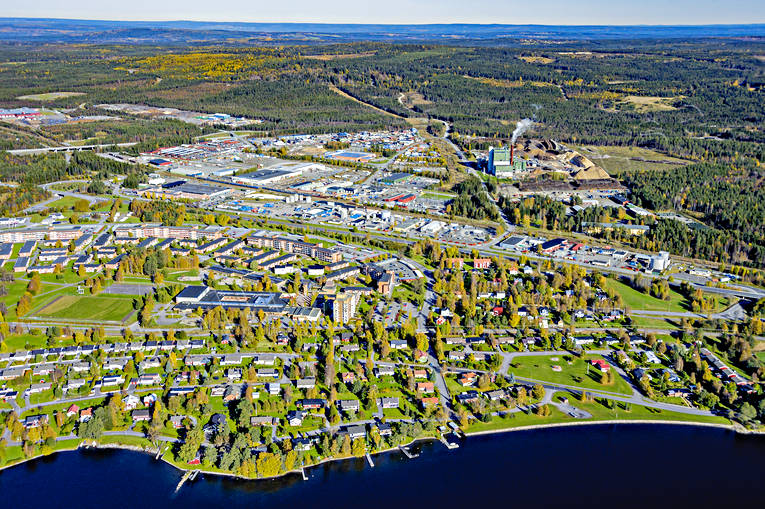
[35,295,136,322]
[2,280,51,310]
[22,397,106,417]
[53,438,83,451]
[46,195,83,211]
[98,434,154,448]
[3,445,24,464]
[605,278,690,312]
[627,316,682,329]
[122,276,152,283]
[465,396,729,434]
[40,271,88,285]
[421,191,456,200]
[1,333,48,352]
[508,354,634,395]
[29,389,57,405]
[163,269,200,283]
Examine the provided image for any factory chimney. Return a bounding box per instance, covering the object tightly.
[510,144,514,165]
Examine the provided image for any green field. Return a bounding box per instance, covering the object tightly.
[47,195,85,211]
[605,278,728,314]
[1,333,48,352]
[508,354,634,395]
[466,395,729,434]
[35,295,136,322]
[421,191,456,200]
[605,278,690,312]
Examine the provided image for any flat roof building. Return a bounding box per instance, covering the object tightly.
[174,285,288,314]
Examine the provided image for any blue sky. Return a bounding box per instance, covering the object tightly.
[3,0,765,25]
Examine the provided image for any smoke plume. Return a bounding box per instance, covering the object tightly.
[511,118,533,143]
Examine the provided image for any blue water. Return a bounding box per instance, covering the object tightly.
[1,424,762,508]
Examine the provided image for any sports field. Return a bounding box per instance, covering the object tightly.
[35,295,135,322]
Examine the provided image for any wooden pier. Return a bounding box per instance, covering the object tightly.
[440,435,460,449]
[399,445,420,459]
[174,470,192,493]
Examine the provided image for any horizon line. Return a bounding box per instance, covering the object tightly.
[2,16,765,28]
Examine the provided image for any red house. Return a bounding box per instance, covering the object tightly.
[416,382,435,393]
[420,397,439,409]
[590,359,611,373]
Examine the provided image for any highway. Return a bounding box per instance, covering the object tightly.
[7,142,138,156]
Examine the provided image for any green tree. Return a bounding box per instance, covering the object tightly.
[256,452,282,478]
[351,437,366,457]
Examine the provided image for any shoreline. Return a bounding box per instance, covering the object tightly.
[464,419,749,437]
[1,420,760,480]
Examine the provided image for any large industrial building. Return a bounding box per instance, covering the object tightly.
[232,163,323,186]
[137,179,231,201]
[488,146,527,177]
[650,251,671,272]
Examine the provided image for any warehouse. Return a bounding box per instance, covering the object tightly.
[381,172,412,185]
[138,180,231,200]
[232,163,321,186]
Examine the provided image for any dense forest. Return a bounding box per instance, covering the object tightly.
[0,185,50,216]
[624,161,765,266]
[450,177,499,221]
[500,192,765,267]
[0,151,146,185]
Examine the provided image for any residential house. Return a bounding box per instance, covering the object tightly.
[338,399,360,413]
[79,408,93,423]
[223,385,240,403]
[416,382,435,393]
[299,399,325,410]
[420,397,439,409]
[287,410,307,426]
[132,409,151,422]
[123,395,140,411]
[296,377,316,389]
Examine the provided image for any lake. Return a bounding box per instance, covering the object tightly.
[1,424,762,508]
